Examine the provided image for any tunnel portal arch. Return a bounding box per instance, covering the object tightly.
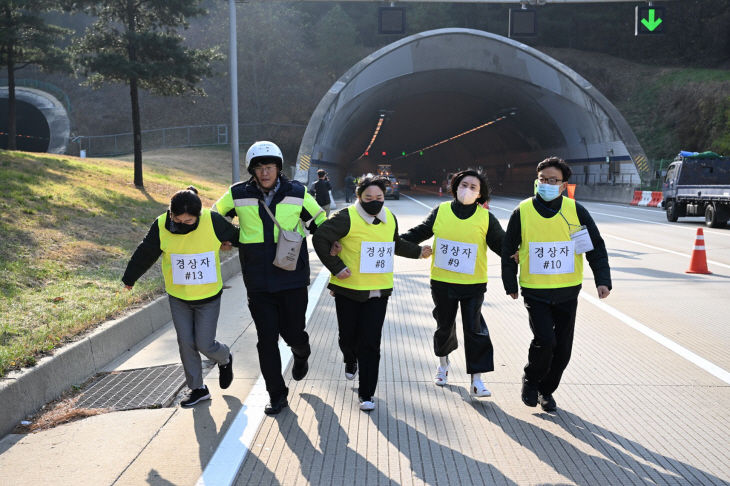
[297,28,648,195]
[0,86,71,154]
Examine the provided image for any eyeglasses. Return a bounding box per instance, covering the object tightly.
[254,165,277,174]
[538,177,564,185]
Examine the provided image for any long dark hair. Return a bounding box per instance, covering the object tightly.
[451,170,491,205]
[169,186,202,216]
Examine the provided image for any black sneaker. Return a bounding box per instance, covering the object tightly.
[219,353,233,390]
[345,362,357,380]
[292,357,309,381]
[521,376,538,407]
[264,394,289,415]
[181,385,211,407]
[538,393,557,412]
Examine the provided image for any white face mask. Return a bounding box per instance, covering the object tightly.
[457,187,479,205]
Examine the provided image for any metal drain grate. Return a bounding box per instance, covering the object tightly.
[75,364,186,411]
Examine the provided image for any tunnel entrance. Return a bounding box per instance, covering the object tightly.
[0,99,51,152]
[297,28,647,198]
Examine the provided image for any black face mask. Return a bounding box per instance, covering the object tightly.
[169,215,199,234]
[361,200,384,216]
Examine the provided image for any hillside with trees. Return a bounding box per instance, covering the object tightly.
[5,0,730,163]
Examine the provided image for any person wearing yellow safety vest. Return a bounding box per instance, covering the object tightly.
[313,176,432,412]
[401,170,505,398]
[122,186,239,407]
[213,141,327,415]
[501,157,611,412]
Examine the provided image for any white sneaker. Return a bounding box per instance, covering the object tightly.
[470,379,492,398]
[434,361,449,386]
[359,397,375,411]
[345,362,357,380]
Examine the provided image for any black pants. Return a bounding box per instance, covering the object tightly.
[523,296,578,396]
[334,293,390,401]
[345,187,355,203]
[431,289,494,375]
[248,287,311,400]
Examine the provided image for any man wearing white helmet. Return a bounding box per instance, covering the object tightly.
[214,141,327,414]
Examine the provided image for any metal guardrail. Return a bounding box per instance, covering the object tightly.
[70,122,306,157]
[0,78,73,115]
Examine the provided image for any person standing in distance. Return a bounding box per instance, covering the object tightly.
[400,170,505,398]
[501,156,611,412]
[313,176,431,412]
[213,141,327,415]
[344,173,356,203]
[312,169,333,216]
[123,186,238,407]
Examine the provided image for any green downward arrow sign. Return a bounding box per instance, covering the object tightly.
[641,9,662,31]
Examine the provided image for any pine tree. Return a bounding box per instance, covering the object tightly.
[74,0,222,187]
[0,0,73,150]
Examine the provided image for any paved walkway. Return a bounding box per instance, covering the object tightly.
[232,254,730,485]
[2,195,730,485]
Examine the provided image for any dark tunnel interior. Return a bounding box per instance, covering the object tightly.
[0,99,50,152]
[327,69,579,188]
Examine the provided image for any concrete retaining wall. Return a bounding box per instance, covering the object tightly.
[0,254,242,439]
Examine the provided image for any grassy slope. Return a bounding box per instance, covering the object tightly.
[0,148,234,377]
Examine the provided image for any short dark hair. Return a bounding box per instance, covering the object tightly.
[317,169,326,178]
[356,175,387,198]
[451,170,491,205]
[170,186,202,217]
[536,157,572,182]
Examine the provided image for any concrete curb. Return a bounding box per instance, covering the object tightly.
[0,254,242,439]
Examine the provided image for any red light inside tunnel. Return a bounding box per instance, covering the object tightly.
[382,151,386,156]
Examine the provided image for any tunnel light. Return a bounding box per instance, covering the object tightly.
[392,112,512,161]
[355,113,386,162]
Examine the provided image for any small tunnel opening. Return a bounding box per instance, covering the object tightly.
[0,99,51,153]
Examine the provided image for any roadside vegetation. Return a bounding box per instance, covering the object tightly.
[0,148,233,377]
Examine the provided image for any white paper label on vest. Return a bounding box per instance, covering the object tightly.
[171,251,217,285]
[528,241,574,275]
[570,228,594,255]
[360,242,394,274]
[434,238,478,275]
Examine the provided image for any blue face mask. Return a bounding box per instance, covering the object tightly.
[535,182,562,201]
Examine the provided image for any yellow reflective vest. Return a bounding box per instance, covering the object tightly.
[158,209,223,300]
[331,205,396,291]
[430,201,490,284]
[518,197,584,289]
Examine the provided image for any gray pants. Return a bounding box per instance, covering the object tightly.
[321,204,331,217]
[169,295,230,390]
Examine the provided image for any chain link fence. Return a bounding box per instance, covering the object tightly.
[69,123,306,157]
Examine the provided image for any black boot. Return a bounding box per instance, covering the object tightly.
[521,375,538,407]
[265,389,289,415]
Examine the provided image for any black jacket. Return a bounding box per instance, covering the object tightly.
[122,211,240,303]
[312,205,423,302]
[400,199,505,299]
[500,194,612,304]
[312,179,332,207]
[218,175,323,293]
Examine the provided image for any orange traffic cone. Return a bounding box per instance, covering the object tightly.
[438,187,442,197]
[686,228,712,274]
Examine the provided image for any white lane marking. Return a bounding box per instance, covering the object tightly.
[491,196,730,237]
[589,210,730,237]
[580,291,730,385]
[601,233,730,269]
[414,192,730,385]
[196,266,331,486]
[403,194,435,210]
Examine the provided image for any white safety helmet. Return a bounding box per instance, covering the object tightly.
[245,141,283,175]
